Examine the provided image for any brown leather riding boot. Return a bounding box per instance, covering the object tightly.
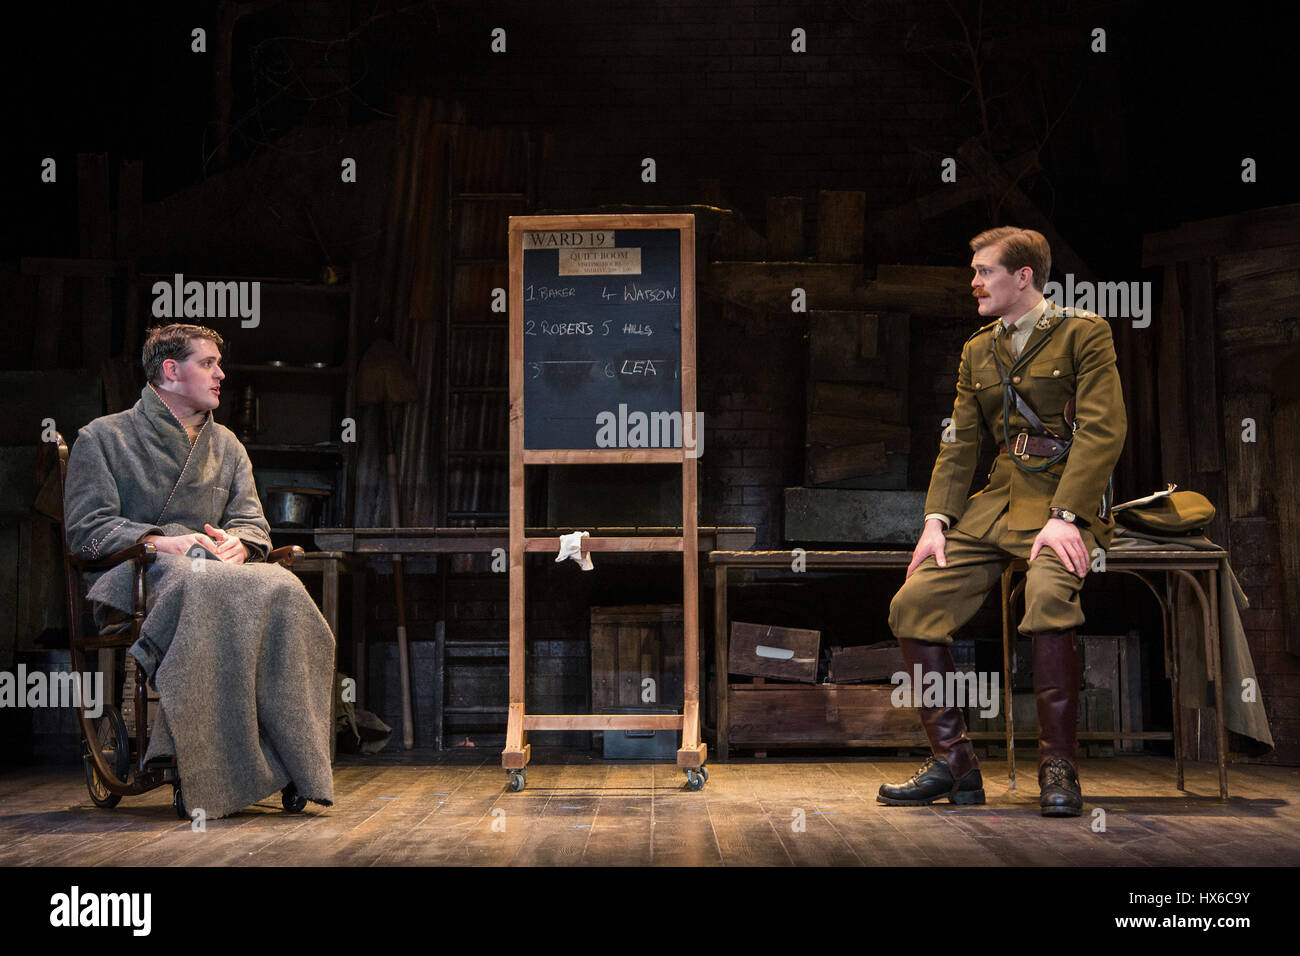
[877,639,984,806]
[1032,628,1083,817]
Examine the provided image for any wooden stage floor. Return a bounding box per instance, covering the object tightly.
[1,750,1297,867]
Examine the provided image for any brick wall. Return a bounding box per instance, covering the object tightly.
[697,301,805,545]
[420,0,958,222]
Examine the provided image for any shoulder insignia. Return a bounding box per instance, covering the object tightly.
[965,319,1001,343]
[1051,302,1102,322]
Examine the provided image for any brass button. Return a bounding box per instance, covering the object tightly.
[1052,369,1061,377]
[1021,453,1030,461]
[973,381,981,388]
[1012,375,1022,384]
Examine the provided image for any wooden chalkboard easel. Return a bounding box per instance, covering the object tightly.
[503,213,707,790]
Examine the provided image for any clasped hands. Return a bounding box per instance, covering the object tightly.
[905,516,1089,579]
[143,524,249,564]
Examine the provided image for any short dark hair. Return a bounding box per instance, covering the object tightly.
[969,226,1052,291]
[142,324,224,385]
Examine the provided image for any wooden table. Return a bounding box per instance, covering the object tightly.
[1000,549,1230,798]
[316,526,756,555]
[709,548,1233,799]
[314,526,756,746]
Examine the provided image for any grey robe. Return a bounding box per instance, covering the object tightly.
[64,385,335,818]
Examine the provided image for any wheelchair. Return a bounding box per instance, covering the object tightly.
[46,432,307,819]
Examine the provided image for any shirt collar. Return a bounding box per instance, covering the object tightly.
[1001,297,1047,334]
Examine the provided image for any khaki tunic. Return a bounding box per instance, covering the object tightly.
[890,301,1128,642]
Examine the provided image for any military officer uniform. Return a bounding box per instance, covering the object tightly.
[880,297,1127,815]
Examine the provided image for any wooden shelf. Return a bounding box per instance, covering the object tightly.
[245,442,344,456]
[227,363,346,376]
[138,272,350,294]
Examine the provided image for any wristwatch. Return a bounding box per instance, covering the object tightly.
[1048,507,1082,526]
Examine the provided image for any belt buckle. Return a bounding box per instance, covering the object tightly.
[1013,432,1029,457]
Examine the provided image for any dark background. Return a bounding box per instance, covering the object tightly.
[3,1,1296,764]
[6,0,1295,262]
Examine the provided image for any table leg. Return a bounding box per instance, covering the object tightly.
[352,559,367,709]
[321,558,338,762]
[1001,567,1016,790]
[714,563,729,763]
[1166,574,1185,792]
[1207,567,1228,800]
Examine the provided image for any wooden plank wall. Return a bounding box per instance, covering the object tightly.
[1145,204,1300,762]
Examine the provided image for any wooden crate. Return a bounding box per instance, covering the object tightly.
[829,641,903,683]
[728,621,820,683]
[728,683,927,746]
[590,606,684,746]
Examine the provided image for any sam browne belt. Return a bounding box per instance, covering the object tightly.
[990,322,1074,472]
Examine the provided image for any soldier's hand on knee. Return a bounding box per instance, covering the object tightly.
[906,519,948,578]
[1031,519,1088,578]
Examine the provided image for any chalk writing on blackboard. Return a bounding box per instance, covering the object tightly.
[522,226,682,449]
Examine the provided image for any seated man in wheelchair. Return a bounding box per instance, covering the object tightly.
[64,323,335,819]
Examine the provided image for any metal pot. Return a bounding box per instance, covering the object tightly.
[266,487,330,528]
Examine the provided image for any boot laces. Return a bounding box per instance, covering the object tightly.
[908,755,945,784]
[1040,758,1078,789]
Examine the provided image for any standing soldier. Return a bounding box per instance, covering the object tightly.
[879,227,1126,816]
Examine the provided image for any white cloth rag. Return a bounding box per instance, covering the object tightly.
[556,530,594,570]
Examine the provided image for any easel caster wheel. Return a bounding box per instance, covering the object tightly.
[507,769,527,792]
[172,785,187,821]
[281,782,307,813]
[685,769,706,791]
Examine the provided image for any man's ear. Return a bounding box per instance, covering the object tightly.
[161,357,178,382]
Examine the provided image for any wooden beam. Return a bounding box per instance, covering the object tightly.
[865,147,1039,254]
[523,448,683,465]
[1275,396,1300,655]
[706,262,978,317]
[807,415,911,451]
[957,139,1094,281]
[812,382,906,420]
[816,190,866,262]
[766,196,805,259]
[807,442,888,484]
[1143,203,1300,267]
[1223,394,1270,518]
[1178,258,1223,475]
[705,261,866,311]
[523,714,682,731]
[1156,265,1192,486]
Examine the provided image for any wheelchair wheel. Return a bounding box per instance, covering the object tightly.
[83,706,129,809]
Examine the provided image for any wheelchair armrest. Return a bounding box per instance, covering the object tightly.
[71,541,158,572]
[268,545,305,567]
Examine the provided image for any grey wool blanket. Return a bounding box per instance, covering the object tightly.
[65,385,335,819]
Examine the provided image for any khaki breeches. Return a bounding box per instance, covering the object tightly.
[888,508,1099,645]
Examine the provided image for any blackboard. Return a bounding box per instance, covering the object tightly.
[521,227,684,450]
